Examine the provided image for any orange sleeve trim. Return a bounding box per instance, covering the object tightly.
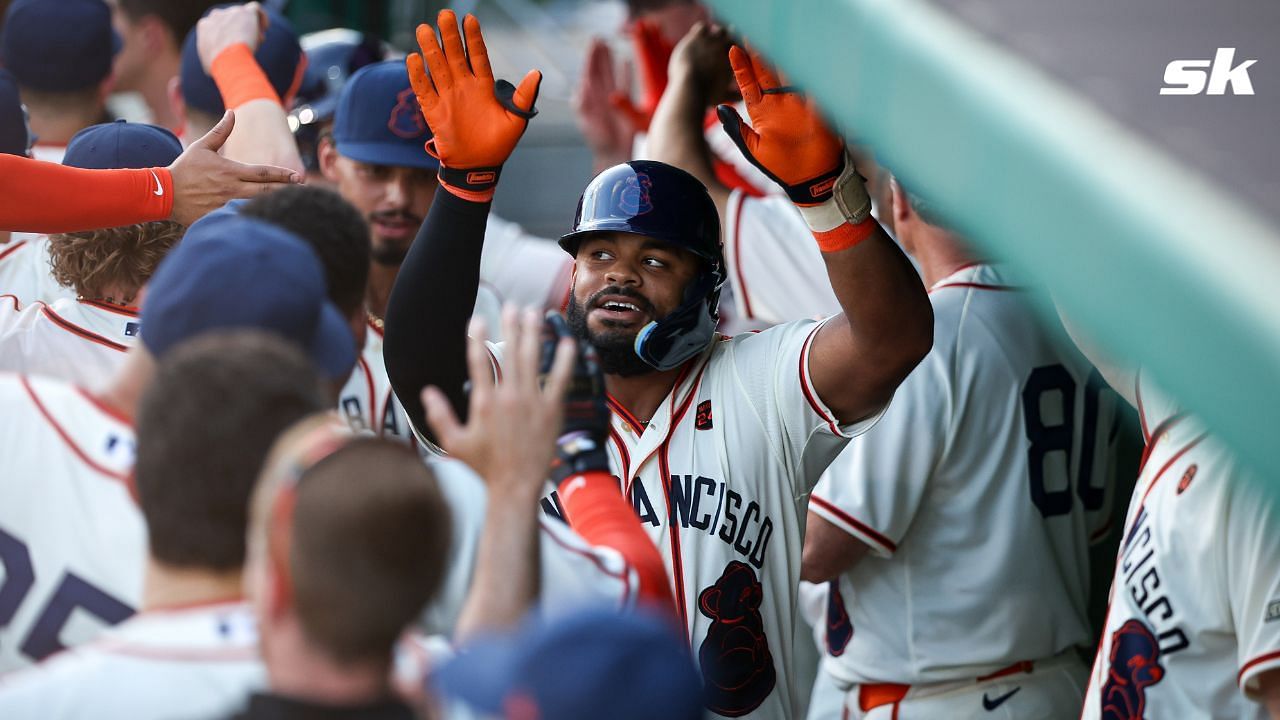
[557,470,676,612]
[813,217,879,253]
[0,156,171,233]
[211,43,281,109]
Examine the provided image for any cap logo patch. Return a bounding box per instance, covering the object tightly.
[618,172,654,216]
[388,89,427,139]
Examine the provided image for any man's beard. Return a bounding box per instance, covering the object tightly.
[565,286,657,377]
[370,241,409,266]
[368,209,422,266]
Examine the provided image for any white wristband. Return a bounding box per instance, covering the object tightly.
[796,152,872,233]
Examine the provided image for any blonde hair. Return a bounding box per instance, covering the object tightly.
[48,221,185,300]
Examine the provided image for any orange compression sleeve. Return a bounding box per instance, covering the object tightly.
[210,43,280,108]
[0,156,172,232]
[557,470,676,612]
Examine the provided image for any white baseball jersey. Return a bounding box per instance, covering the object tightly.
[30,144,65,165]
[497,319,882,719]
[419,457,640,637]
[0,236,75,305]
[479,215,573,312]
[808,265,1116,691]
[0,601,263,718]
[0,296,138,388]
[722,191,840,326]
[1081,372,1280,719]
[338,319,417,447]
[0,374,144,673]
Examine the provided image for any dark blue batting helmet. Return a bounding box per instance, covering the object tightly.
[559,161,724,372]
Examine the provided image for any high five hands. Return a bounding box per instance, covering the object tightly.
[406,11,542,202]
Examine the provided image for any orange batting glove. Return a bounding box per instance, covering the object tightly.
[406,10,542,202]
[716,46,873,250]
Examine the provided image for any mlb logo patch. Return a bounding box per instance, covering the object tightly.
[1266,600,1280,623]
[124,322,141,337]
[696,400,713,430]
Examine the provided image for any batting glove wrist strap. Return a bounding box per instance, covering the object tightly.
[796,151,873,233]
[434,160,503,203]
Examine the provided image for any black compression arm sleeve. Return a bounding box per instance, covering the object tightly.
[384,189,491,444]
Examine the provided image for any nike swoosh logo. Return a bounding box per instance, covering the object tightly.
[150,170,163,197]
[982,687,1021,711]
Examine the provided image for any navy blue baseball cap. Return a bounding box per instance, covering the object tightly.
[141,213,356,381]
[0,0,120,92]
[180,4,304,117]
[331,60,437,171]
[432,608,704,720]
[0,70,32,157]
[64,121,183,170]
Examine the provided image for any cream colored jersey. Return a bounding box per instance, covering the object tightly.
[339,319,416,447]
[0,297,138,388]
[0,601,263,718]
[809,266,1115,690]
[1081,373,1280,719]
[0,374,144,673]
[479,215,572,312]
[0,236,74,305]
[722,191,840,326]
[420,457,640,636]
[500,319,881,719]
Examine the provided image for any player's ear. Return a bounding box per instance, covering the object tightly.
[167,76,186,139]
[317,137,341,182]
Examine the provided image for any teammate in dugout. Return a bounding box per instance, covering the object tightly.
[383,12,932,718]
[799,183,1121,719]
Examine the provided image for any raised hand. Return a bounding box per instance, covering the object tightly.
[195,1,267,74]
[406,10,542,202]
[167,110,301,226]
[573,38,638,172]
[716,46,845,206]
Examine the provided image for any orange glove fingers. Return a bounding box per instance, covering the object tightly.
[728,45,762,105]
[437,9,471,76]
[415,22,452,92]
[745,46,785,92]
[462,14,494,79]
[512,69,542,113]
[405,53,437,110]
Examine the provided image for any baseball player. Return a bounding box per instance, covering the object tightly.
[241,419,453,720]
[310,59,570,446]
[0,0,118,163]
[0,121,185,387]
[0,214,356,673]
[0,331,327,717]
[1066,348,1280,715]
[385,15,932,717]
[799,182,1119,719]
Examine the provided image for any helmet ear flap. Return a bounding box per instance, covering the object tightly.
[633,273,719,371]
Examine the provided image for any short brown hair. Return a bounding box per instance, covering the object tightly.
[135,331,328,572]
[279,435,451,664]
[48,221,184,300]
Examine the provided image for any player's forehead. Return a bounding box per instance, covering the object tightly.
[576,232,693,260]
